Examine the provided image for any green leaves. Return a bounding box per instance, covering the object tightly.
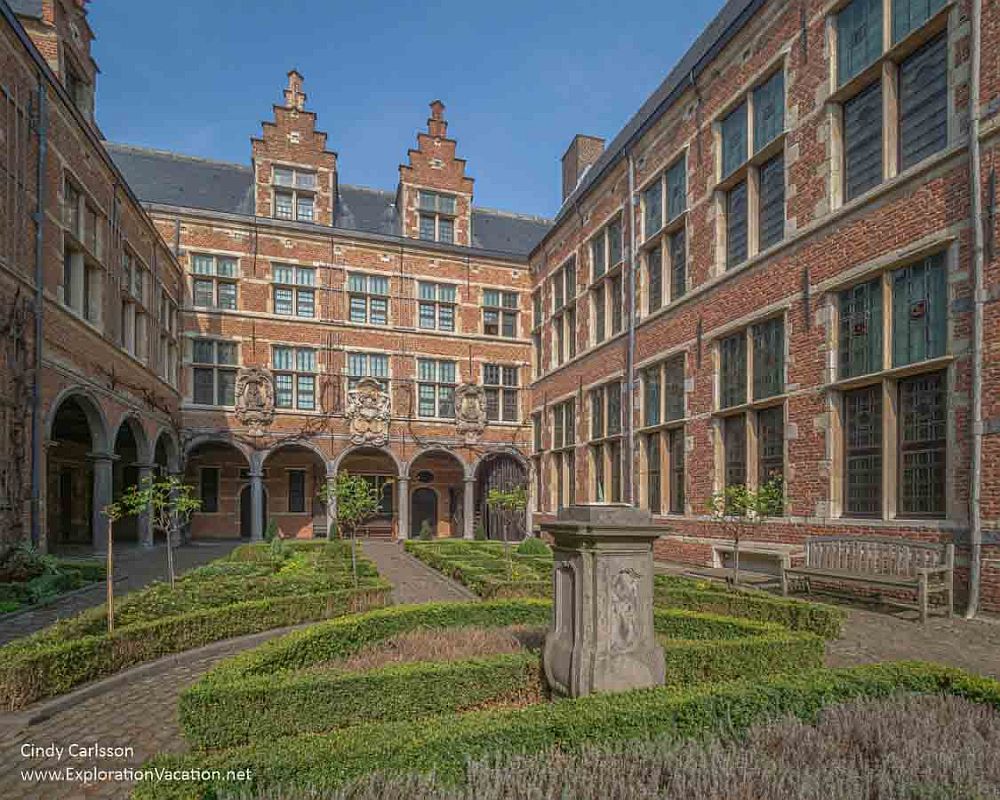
[104,474,201,527]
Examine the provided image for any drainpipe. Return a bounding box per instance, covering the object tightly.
[966,0,984,618]
[625,149,638,505]
[29,72,48,549]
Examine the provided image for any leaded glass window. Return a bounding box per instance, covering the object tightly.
[648,246,662,312]
[643,179,662,238]
[839,277,883,378]
[721,103,748,177]
[844,384,883,517]
[844,81,884,201]
[752,317,784,400]
[892,0,945,43]
[838,0,883,85]
[757,405,785,487]
[727,181,748,268]
[753,71,785,152]
[892,252,947,367]
[720,334,747,409]
[667,157,687,221]
[607,381,622,436]
[899,34,948,172]
[665,355,685,421]
[670,230,686,300]
[591,388,605,439]
[723,414,747,489]
[594,285,606,343]
[669,427,685,514]
[898,371,946,516]
[417,359,456,418]
[758,154,785,251]
[644,367,661,426]
[646,433,661,514]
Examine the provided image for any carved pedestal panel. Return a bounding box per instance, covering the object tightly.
[543,505,666,698]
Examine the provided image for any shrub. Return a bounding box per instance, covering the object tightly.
[263,520,279,542]
[134,662,1000,800]
[419,520,434,541]
[0,542,389,710]
[0,556,106,612]
[177,601,820,750]
[515,538,551,557]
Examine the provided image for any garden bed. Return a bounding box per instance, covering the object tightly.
[0,540,390,710]
[404,540,845,638]
[137,662,1000,799]
[0,545,106,614]
[178,599,822,750]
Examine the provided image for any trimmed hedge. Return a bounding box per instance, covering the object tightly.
[0,558,106,610]
[134,662,1000,800]
[0,542,389,710]
[406,541,844,639]
[178,600,821,750]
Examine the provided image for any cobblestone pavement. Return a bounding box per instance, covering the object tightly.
[0,540,242,646]
[361,540,478,604]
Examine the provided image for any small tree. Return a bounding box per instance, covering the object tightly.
[106,475,201,588]
[706,478,785,588]
[486,484,528,580]
[320,471,380,587]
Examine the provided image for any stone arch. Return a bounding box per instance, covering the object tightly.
[113,413,152,465]
[46,387,109,454]
[405,446,469,480]
[331,445,404,476]
[183,433,254,465]
[473,450,530,541]
[152,428,181,473]
[262,438,331,474]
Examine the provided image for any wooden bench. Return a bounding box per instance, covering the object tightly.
[781,536,954,622]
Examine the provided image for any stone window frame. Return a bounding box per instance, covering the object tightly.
[415,358,457,419]
[825,245,954,521]
[345,351,390,393]
[272,164,317,223]
[483,363,520,424]
[588,378,624,504]
[711,61,788,275]
[482,289,519,338]
[550,397,577,510]
[416,189,458,244]
[119,245,151,364]
[287,469,309,514]
[826,0,954,209]
[347,272,390,326]
[190,252,238,312]
[272,263,316,318]
[531,411,545,511]
[638,151,689,316]
[272,345,318,412]
[550,256,578,367]
[198,467,221,514]
[637,352,688,516]
[587,213,625,347]
[157,290,181,389]
[189,337,239,408]
[417,281,457,332]
[60,173,106,329]
[710,313,790,503]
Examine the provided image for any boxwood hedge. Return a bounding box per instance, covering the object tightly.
[178,600,822,750]
[0,541,389,710]
[134,662,1000,800]
[405,541,844,638]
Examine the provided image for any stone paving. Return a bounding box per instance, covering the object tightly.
[0,540,242,646]
[0,539,474,800]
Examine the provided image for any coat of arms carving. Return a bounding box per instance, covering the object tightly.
[454,382,488,443]
[235,366,276,436]
[346,377,391,446]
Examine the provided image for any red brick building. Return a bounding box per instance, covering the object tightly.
[2,0,998,613]
[529,0,1000,613]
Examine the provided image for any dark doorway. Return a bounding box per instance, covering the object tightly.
[59,469,73,542]
[239,484,269,539]
[475,455,528,541]
[411,487,438,538]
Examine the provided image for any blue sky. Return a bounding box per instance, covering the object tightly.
[91,1,724,219]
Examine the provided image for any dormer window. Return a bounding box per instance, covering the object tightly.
[417,190,457,243]
[272,166,316,222]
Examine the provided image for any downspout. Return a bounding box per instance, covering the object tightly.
[625,149,638,505]
[29,72,48,549]
[966,0,984,618]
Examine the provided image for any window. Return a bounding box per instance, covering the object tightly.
[898,371,946,516]
[590,387,605,440]
[892,252,946,366]
[719,333,747,409]
[419,282,457,331]
[590,379,624,504]
[723,414,748,489]
[288,470,307,513]
[532,291,542,330]
[607,381,622,435]
[361,475,394,516]
[643,158,687,242]
[843,384,883,517]
[192,254,238,310]
[670,230,686,301]
[726,182,749,268]
[533,413,543,454]
[835,0,948,202]
[593,284,606,344]
[483,364,519,422]
[591,217,622,280]
[552,399,576,509]
[273,265,316,318]
[483,290,518,337]
[643,366,661,426]
[721,102,748,179]
[669,428,685,514]
[643,179,663,239]
[551,259,577,366]
[273,346,317,410]
[647,246,663,312]
[610,273,623,334]
[757,405,785,486]
[348,273,389,325]
[646,434,661,513]
[191,339,238,406]
[753,71,785,151]
[272,166,316,222]
[667,158,687,222]
[417,359,456,418]
[665,355,685,421]
[199,468,220,513]
[417,190,457,243]
[839,276,883,378]
[346,352,389,391]
[752,317,784,400]
[758,155,785,251]
[643,426,686,515]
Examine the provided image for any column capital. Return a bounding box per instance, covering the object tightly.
[87,451,117,463]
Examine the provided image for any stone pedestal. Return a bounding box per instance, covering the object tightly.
[542,504,666,698]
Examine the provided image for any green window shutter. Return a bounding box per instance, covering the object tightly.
[899,34,948,171]
[753,71,785,152]
[838,0,883,85]
[892,252,946,367]
[892,0,945,43]
[839,277,883,378]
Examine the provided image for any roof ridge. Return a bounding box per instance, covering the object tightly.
[473,205,552,224]
[104,141,253,172]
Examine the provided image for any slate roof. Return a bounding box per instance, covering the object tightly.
[555,0,762,225]
[105,142,550,257]
[7,0,43,19]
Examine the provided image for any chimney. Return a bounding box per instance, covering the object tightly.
[428,100,448,137]
[561,134,605,202]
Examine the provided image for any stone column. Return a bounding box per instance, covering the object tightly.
[463,477,476,540]
[90,452,114,554]
[396,477,409,540]
[136,463,154,547]
[325,471,337,538]
[249,468,264,542]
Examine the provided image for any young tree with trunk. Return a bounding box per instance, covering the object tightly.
[706,478,785,587]
[320,471,380,587]
[486,484,528,580]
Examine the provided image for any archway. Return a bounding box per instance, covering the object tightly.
[45,393,108,550]
[261,442,329,539]
[336,447,399,539]
[411,487,438,538]
[153,429,180,478]
[407,448,467,539]
[183,438,250,540]
[111,418,149,543]
[475,453,529,541]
